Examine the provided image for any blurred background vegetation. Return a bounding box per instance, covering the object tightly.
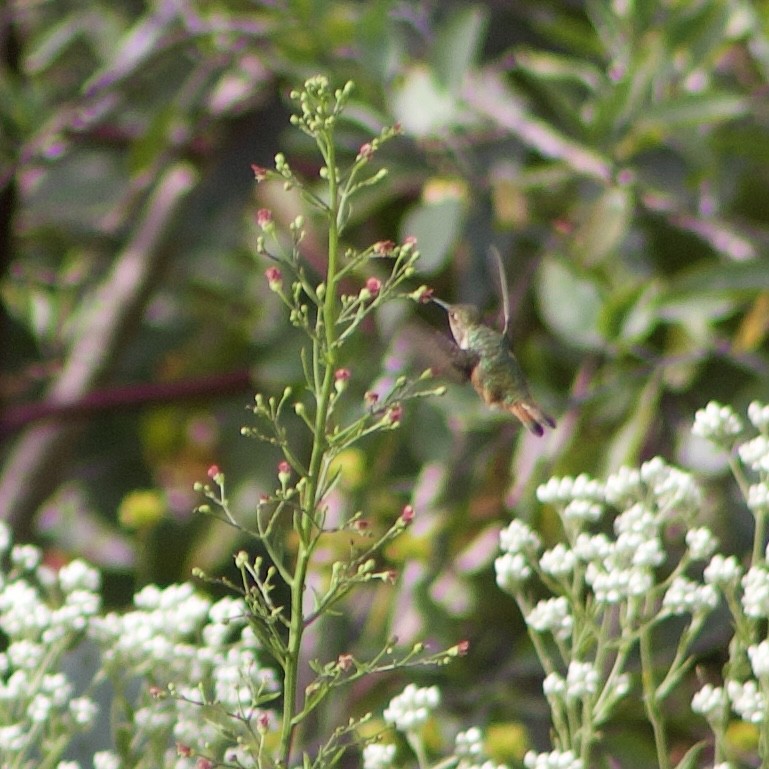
[2,0,769,764]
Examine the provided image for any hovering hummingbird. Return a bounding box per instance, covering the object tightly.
[432,251,556,436]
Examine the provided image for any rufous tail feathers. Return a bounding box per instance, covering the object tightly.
[509,401,556,437]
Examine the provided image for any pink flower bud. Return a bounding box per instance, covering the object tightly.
[256,208,273,229]
[385,404,403,424]
[365,277,381,296]
[250,164,268,181]
[373,240,395,256]
[265,266,282,291]
[207,464,220,479]
[357,142,374,161]
[400,504,414,524]
[334,368,351,393]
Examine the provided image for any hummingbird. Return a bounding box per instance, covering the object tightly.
[432,253,555,436]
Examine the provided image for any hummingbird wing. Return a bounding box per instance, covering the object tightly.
[490,246,511,338]
[431,329,479,381]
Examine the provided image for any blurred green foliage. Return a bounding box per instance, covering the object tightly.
[2,0,769,761]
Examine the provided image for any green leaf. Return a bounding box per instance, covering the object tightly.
[513,48,602,91]
[636,92,750,132]
[390,65,459,136]
[663,260,769,301]
[432,5,488,93]
[536,255,605,350]
[574,185,634,265]
[400,197,465,274]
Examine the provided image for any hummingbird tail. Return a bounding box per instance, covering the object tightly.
[510,401,556,437]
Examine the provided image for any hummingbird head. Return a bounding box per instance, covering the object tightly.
[432,298,482,350]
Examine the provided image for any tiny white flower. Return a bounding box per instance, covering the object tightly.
[691,683,727,719]
[562,499,603,524]
[573,533,612,563]
[499,520,541,554]
[704,554,742,587]
[383,684,440,732]
[495,553,531,592]
[587,564,652,604]
[685,527,718,560]
[93,752,121,769]
[525,597,573,640]
[0,723,27,751]
[58,560,101,593]
[749,640,769,678]
[612,673,631,697]
[28,692,53,722]
[692,401,743,444]
[662,576,717,615]
[455,727,484,758]
[0,522,12,557]
[56,762,81,769]
[542,672,566,699]
[69,696,98,727]
[524,749,583,769]
[565,661,599,700]
[739,435,769,471]
[747,483,769,515]
[748,400,769,431]
[363,743,397,769]
[540,544,576,578]
[604,466,643,508]
[10,544,41,571]
[7,640,44,670]
[727,679,765,723]
[536,474,603,505]
[742,566,769,618]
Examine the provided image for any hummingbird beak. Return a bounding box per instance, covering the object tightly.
[431,297,451,312]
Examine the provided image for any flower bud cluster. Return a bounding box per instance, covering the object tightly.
[692,401,743,444]
[383,683,440,732]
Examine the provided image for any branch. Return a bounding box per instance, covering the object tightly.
[0,163,198,538]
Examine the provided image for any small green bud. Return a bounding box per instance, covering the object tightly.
[234,551,249,568]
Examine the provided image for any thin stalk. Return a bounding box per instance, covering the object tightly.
[278,138,341,766]
[639,624,671,769]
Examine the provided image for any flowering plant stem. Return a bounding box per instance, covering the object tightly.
[279,109,340,766]
[195,77,453,768]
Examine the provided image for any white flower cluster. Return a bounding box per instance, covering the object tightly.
[92,581,278,757]
[0,523,102,760]
[383,683,440,732]
[526,597,573,640]
[662,575,718,616]
[741,565,769,618]
[726,679,765,723]
[362,743,397,769]
[0,520,277,768]
[536,473,605,508]
[495,520,542,591]
[748,400,769,431]
[543,661,600,703]
[691,683,727,720]
[738,434,769,473]
[605,457,702,515]
[692,401,743,444]
[524,749,583,769]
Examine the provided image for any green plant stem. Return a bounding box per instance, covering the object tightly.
[639,624,670,769]
[278,137,341,766]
